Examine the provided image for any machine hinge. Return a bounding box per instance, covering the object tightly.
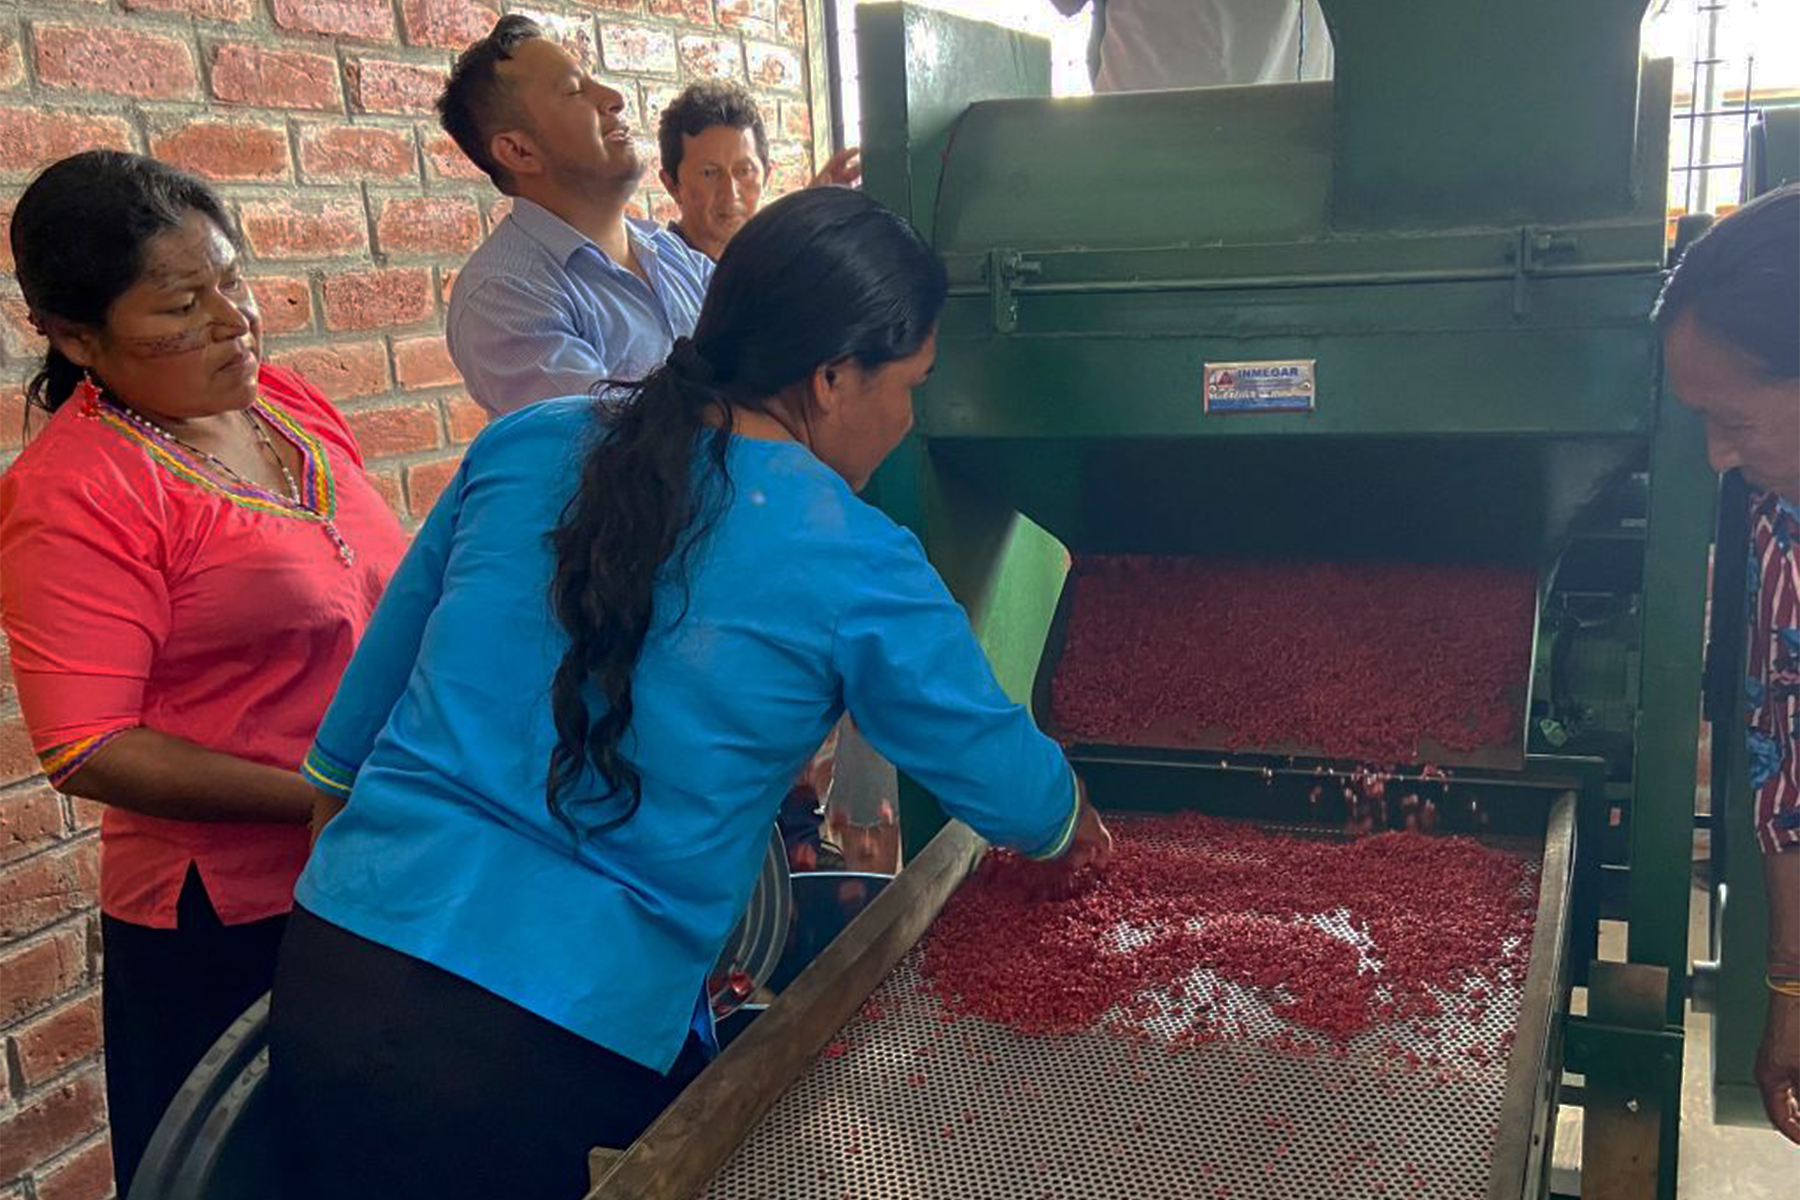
[986,248,1042,333]
[1507,227,1580,317]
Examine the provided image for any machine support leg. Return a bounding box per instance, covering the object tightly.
[1575,963,1680,1200]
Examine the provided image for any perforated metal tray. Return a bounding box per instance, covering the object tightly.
[701,820,1561,1200]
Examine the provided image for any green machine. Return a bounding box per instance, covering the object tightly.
[853,0,1713,1195]
[583,4,1738,1198]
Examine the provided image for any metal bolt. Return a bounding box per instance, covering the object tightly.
[1626,1097,1640,1113]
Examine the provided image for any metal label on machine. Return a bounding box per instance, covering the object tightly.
[1203,359,1317,414]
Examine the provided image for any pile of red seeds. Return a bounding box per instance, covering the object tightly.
[919,812,1536,1056]
[1050,556,1537,763]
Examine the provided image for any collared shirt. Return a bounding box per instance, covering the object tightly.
[446,198,714,416]
[1093,0,1333,93]
[1746,488,1800,855]
[666,222,710,261]
[296,400,1078,1072]
[0,364,406,927]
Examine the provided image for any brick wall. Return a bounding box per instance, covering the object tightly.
[0,3,822,1196]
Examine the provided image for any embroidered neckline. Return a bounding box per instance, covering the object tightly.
[88,395,338,523]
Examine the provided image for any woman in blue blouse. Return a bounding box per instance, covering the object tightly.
[268,187,1111,1200]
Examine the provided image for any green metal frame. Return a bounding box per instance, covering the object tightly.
[856,3,1715,1194]
[1709,104,1800,1127]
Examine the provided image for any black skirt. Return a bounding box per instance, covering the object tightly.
[101,865,286,1198]
[269,906,710,1200]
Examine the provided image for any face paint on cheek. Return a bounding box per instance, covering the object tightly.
[119,329,211,359]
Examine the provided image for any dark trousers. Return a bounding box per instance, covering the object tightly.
[101,866,286,1198]
[270,907,710,1200]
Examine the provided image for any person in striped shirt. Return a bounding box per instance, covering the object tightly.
[1657,182,1800,1144]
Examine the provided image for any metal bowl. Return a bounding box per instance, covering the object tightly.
[706,824,792,1018]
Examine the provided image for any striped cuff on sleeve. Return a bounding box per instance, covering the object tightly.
[39,727,133,789]
[1023,766,1082,862]
[300,745,358,799]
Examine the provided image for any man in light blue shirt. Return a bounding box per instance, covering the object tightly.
[438,16,715,415]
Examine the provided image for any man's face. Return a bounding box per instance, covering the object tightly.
[664,125,765,254]
[500,38,640,191]
[1664,311,1800,504]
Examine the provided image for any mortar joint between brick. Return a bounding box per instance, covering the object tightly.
[4,1036,24,1103]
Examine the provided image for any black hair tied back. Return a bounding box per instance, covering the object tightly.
[543,188,948,838]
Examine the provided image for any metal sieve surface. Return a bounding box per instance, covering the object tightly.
[702,820,1542,1200]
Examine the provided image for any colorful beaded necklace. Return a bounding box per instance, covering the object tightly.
[88,377,356,566]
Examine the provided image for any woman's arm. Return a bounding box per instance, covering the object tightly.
[61,728,314,823]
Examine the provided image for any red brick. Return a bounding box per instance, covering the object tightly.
[322,267,430,331]
[2,711,40,787]
[126,0,254,19]
[393,336,461,389]
[644,82,683,124]
[717,0,775,38]
[69,799,102,832]
[765,137,809,193]
[0,926,89,1026]
[0,294,46,363]
[151,118,289,182]
[401,0,501,52]
[250,276,313,335]
[299,123,418,183]
[0,26,25,91]
[745,40,800,90]
[650,0,712,22]
[776,0,803,44]
[271,0,396,42]
[209,42,341,110]
[35,25,198,101]
[589,0,646,12]
[363,467,403,518]
[647,188,679,224]
[601,23,677,75]
[423,133,487,183]
[0,840,98,939]
[271,341,389,400]
[0,1071,107,1181]
[0,108,134,175]
[677,34,740,79]
[405,457,460,514]
[444,393,487,443]
[343,401,442,458]
[1,785,64,865]
[515,9,597,70]
[375,196,481,257]
[0,389,32,455]
[347,56,447,115]
[0,624,15,698]
[487,195,514,228]
[781,99,810,140]
[240,197,369,260]
[624,194,647,221]
[34,1135,114,1200]
[596,74,643,126]
[12,994,103,1089]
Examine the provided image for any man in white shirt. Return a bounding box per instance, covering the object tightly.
[1053,0,1333,92]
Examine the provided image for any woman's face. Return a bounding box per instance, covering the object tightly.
[54,209,262,420]
[807,331,937,492]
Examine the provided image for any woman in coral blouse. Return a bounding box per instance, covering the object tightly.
[0,151,406,1194]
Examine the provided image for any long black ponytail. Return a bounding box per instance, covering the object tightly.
[545,187,948,835]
